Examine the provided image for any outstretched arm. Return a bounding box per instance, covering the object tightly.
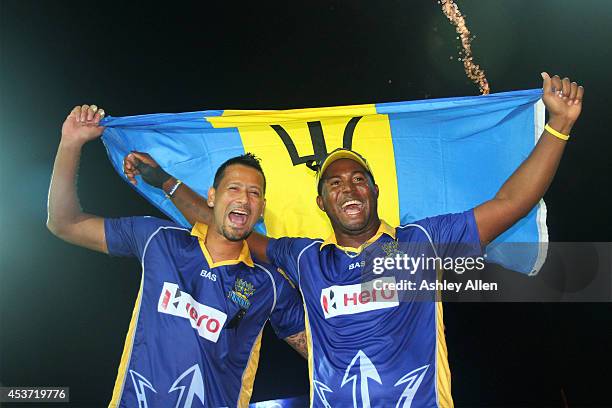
[474,73,584,245]
[123,153,271,262]
[47,105,108,253]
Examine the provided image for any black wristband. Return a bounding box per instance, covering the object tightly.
[135,161,171,189]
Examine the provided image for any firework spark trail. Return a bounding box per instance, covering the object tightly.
[439,0,490,95]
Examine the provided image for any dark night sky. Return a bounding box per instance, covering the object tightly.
[1,1,611,407]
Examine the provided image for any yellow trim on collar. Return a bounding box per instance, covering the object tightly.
[320,220,396,253]
[190,222,254,268]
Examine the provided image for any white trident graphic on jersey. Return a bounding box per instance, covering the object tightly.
[129,370,157,408]
[394,364,430,408]
[314,352,429,408]
[168,364,205,408]
[341,350,382,408]
[313,380,333,408]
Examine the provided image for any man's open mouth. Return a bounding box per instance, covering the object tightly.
[341,199,364,215]
[228,209,249,226]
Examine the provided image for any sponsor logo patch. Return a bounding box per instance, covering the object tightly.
[320,277,399,319]
[158,282,227,342]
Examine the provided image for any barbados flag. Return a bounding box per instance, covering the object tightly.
[101,89,547,274]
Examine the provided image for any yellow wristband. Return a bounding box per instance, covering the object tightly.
[544,124,570,141]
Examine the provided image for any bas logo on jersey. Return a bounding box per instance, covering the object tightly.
[158,282,227,342]
[320,278,399,319]
[200,269,216,281]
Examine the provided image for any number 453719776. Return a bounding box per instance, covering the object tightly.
[0,387,69,402]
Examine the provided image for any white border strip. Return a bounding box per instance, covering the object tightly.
[531,100,549,276]
[296,240,323,288]
[254,263,277,314]
[397,223,439,258]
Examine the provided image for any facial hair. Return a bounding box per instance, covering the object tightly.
[220,224,252,242]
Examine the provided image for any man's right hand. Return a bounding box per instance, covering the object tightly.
[47,104,108,253]
[61,104,105,145]
[123,152,173,189]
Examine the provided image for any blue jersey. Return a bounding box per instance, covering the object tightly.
[104,217,304,408]
[267,210,481,408]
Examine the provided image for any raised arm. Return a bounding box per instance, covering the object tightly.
[123,153,271,262]
[474,73,584,245]
[47,105,108,253]
[124,152,213,226]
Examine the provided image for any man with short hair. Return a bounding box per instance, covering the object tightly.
[125,73,583,406]
[47,104,307,407]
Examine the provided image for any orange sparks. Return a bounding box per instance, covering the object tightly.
[439,0,490,95]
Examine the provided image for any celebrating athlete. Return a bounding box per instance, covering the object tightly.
[124,73,583,406]
[47,105,307,407]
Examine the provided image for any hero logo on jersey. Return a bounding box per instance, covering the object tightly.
[158,282,227,342]
[320,277,399,319]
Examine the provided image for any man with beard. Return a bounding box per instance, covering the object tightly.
[47,104,306,407]
[125,73,583,406]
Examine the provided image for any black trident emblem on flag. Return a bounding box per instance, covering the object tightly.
[271,116,363,171]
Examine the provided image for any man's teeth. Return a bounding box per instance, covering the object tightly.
[228,210,248,226]
[342,200,362,209]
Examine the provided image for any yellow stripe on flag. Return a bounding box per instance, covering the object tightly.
[207,105,399,238]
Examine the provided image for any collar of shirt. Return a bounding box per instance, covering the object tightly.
[320,219,396,254]
[190,222,254,268]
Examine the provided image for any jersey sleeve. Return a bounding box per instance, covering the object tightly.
[406,209,482,259]
[266,237,316,284]
[104,216,178,259]
[268,270,305,339]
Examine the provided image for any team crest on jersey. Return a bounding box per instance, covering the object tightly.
[228,278,256,310]
[382,240,404,257]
